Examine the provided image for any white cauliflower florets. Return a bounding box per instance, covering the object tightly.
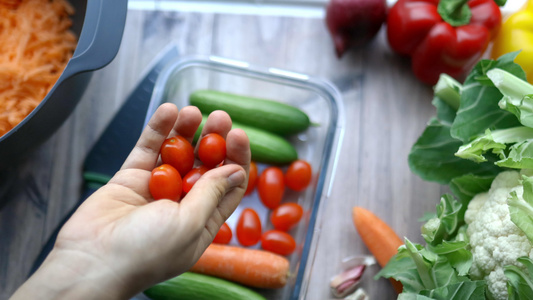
[465,170,533,300]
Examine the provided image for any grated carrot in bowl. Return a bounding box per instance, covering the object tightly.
[0,0,77,137]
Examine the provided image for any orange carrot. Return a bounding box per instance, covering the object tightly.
[352,206,404,293]
[190,243,290,289]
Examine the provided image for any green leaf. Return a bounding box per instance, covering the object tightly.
[455,127,533,163]
[434,74,462,112]
[405,239,437,290]
[449,174,495,205]
[430,257,465,289]
[430,241,472,276]
[408,120,502,184]
[451,53,525,143]
[433,97,457,125]
[421,195,463,246]
[508,176,533,243]
[376,245,427,293]
[505,257,533,300]
[496,140,533,169]
[420,280,487,300]
[398,293,436,300]
[487,68,533,128]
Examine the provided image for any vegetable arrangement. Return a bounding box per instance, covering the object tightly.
[190,91,314,256]
[145,90,318,299]
[374,52,533,299]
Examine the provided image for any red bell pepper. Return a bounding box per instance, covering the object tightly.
[387,0,503,85]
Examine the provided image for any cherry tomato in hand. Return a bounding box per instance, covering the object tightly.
[160,135,195,177]
[244,161,258,196]
[236,208,262,246]
[257,167,285,209]
[182,165,209,196]
[285,159,312,191]
[261,230,296,256]
[198,133,226,168]
[270,202,304,231]
[213,222,232,244]
[149,164,182,202]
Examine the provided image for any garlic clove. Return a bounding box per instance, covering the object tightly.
[330,255,376,298]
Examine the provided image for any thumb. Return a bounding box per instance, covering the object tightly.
[180,164,247,226]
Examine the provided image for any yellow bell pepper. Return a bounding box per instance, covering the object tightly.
[491,0,533,83]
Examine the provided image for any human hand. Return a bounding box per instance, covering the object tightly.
[11,103,250,300]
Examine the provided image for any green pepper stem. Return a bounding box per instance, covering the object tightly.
[438,0,472,27]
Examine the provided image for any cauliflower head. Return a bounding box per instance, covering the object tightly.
[465,170,533,300]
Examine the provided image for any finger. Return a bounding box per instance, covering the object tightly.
[223,128,251,171]
[180,164,246,231]
[218,128,251,217]
[168,106,203,143]
[121,103,178,171]
[199,110,232,139]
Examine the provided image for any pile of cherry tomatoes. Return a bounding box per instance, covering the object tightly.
[149,132,313,257]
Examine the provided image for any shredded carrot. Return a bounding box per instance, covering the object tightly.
[0,0,77,137]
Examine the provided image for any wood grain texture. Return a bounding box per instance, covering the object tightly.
[0,9,446,300]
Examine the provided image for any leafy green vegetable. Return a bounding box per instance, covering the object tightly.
[421,195,462,246]
[450,52,525,143]
[430,241,472,276]
[449,174,495,205]
[488,68,533,128]
[434,74,462,111]
[508,176,533,244]
[384,51,533,300]
[407,60,518,184]
[408,107,501,185]
[455,127,533,163]
[419,280,487,300]
[376,238,476,297]
[505,257,533,300]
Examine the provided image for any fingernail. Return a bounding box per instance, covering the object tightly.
[228,170,246,188]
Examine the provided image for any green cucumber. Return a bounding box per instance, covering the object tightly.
[190,90,311,135]
[194,115,298,165]
[144,272,266,300]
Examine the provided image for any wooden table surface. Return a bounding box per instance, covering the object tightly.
[0,6,447,300]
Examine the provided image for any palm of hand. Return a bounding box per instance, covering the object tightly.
[52,104,250,292]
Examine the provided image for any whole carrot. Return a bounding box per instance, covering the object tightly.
[190,244,290,289]
[352,206,404,293]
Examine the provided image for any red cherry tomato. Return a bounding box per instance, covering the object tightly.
[160,135,195,177]
[198,133,226,168]
[257,167,285,209]
[182,165,209,196]
[149,164,182,202]
[270,202,303,231]
[261,230,296,256]
[236,208,262,246]
[213,222,232,244]
[285,159,312,191]
[244,161,258,196]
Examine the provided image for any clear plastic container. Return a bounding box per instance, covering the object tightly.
[144,55,345,299]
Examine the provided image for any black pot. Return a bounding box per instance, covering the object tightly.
[0,0,128,168]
